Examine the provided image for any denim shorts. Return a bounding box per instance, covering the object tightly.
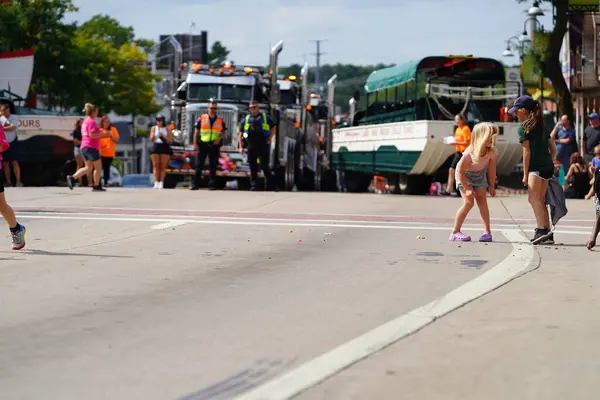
[74,146,82,157]
[81,147,100,162]
[456,169,488,191]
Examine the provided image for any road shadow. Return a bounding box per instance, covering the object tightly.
[0,249,133,258]
[179,358,296,400]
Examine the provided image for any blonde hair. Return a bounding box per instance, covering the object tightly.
[84,103,97,117]
[594,144,600,154]
[470,122,498,162]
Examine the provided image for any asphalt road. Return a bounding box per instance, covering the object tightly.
[0,188,597,400]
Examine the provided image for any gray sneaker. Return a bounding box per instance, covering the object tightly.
[531,228,553,245]
[11,224,26,250]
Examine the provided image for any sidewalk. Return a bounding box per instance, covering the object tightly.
[299,211,600,399]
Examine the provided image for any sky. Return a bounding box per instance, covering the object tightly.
[64,0,555,68]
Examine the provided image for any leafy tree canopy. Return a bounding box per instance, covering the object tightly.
[279,63,392,112]
[0,0,160,116]
[207,41,230,64]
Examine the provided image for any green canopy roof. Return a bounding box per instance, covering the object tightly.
[364,60,419,93]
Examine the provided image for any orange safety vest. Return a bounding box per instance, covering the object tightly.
[199,114,224,142]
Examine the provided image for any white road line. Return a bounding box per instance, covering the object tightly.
[14,213,591,235]
[16,214,174,223]
[150,220,192,230]
[13,205,594,223]
[233,230,536,400]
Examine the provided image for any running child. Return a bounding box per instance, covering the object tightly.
[449,122,498,242]
[0,123,26,250]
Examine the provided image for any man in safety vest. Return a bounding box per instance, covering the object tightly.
[238,100,276,191]
[191,99,226,190]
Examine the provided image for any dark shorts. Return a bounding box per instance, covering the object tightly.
[529,169,554,180]
[0,169,4,193]
[2,141,19,162]
[151,142,173,155]
[81,147,100,162]
[450,152,463,169]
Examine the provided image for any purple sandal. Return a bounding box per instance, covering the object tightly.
[449,232,471,242]
[479,232,493,242]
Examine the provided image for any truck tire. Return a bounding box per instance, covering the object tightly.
[284,146,295,191]
[344,171,370,193]
[163,174,182,189]
[398,174,432,195]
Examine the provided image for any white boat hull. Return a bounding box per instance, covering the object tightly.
[332,120,522,176]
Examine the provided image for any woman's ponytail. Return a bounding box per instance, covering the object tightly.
[522,101,543,134]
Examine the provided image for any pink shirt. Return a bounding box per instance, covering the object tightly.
[81,117,101,150]
[0,125,8,164]
[462,146,497,172]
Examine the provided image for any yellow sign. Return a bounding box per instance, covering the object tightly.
[569,0,599,12]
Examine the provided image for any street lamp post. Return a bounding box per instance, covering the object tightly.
[501,2,545,102]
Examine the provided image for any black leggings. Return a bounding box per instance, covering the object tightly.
[101,157,113,185]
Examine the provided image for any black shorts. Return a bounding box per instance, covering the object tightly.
[529,169,554,180]
[81,147,100,162]
[450,152,463,169]
[151,142,173,155]
[2,141,19,162]
[0,169,4,193]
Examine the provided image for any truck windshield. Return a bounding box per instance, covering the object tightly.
[220,85,252,102]
[188,84,218,101]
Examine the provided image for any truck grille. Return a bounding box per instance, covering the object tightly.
[187,107,239,148]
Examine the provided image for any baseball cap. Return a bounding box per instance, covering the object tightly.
[508,95,536,115]
[588,112,599,119]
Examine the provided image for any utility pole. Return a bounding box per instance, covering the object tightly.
[189,22,196,64]
[310,39,327,94]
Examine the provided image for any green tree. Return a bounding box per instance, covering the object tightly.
[110,43,161,116]
[517,0,572,120]
[207,41,230,64]
[78,14,134,49]
[78,14,156,53]
[73,14,160,115]
[71,29,160,116]
[0,0,77,51]
[0,2,160,116]
[279,63,391,112]
[0,0,79,107]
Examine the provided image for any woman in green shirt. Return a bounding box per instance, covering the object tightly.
[509,95,557,245]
